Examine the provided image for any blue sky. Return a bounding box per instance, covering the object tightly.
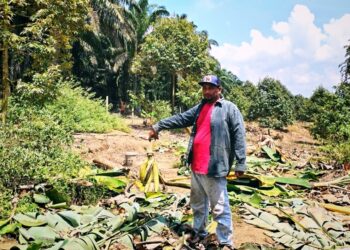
[149,0,350,97]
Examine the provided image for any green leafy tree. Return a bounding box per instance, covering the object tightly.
[293,94,312,122]
[1,0,89,122]
[311,83,350,141]
[132,17,217,112]
[225,81,258,118]
[249,77,294,129]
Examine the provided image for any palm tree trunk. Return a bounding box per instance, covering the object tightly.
[1,42,10,123]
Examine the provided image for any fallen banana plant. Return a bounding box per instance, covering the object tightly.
[7,200,188,250]
[139,152,162,193]
[241,203,350,249]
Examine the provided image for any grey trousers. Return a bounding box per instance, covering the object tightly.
[190,172,234,246]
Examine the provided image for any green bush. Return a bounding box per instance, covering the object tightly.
[311,83,350,141]
[129,91,172,122]
[321,141,350,165]
[141,100,172,123]
[47,84,130,133]
[0,82,130,218]
[248,77,294,129]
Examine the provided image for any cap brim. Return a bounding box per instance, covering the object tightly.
[199,82,219,86]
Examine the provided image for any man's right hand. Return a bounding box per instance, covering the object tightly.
[148,128,159,141]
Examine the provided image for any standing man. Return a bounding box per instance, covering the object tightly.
[148,75,246,249]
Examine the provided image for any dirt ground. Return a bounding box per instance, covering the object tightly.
[71,117,320,248]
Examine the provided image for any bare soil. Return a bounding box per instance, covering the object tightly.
[71,117,320,248]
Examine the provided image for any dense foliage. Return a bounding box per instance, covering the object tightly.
[311,83,350,141]
[248,77,294,129]
[132,17,217,111]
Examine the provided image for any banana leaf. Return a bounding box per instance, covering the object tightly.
[247,156,276,170]
[93,176,126,192]
[0,222,20,235]
[261,145,281,162]
[228,192,263,208]
[275,177,311,188]
[92,168,129,177]
[227,174,276,188]
[33,194,51,204]
[49,234,99,250]
[14,213,47,227]
[57,211,81,227]
[242,204,349,249]
[46,212,73,232]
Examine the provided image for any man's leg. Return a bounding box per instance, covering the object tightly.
[205,176,234,247]
[190,173,209,238]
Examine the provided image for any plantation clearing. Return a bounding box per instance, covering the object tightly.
[69,117,348,248]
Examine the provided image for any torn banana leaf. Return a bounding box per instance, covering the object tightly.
[262,145,284,162]
[241,204,349,249]
[229,192,263,208]
[14,213,47,227]
[0,222,20,235]
[246,156,276,171]
[93,176,127,192]
[275,177,311,188]
[48,234,99,250]
[92,168,129,177]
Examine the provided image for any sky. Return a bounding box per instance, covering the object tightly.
[148,0,350,97]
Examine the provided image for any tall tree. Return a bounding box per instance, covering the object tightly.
[249,77,294,129]
[132,17,217,111]
[124,0,169,100]
[340,41,350,83]
[0,0,89,122]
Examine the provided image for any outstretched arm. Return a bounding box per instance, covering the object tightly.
[149,104,200,141]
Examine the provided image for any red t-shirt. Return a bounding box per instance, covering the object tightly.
[192,102,214,174]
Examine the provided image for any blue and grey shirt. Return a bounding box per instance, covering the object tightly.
[153,98,246,177]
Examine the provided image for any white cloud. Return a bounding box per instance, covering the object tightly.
[210,4,350,97]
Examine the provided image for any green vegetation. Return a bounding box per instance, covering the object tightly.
[248,77,294,129]
[0,78,127,218]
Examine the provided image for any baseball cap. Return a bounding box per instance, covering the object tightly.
[199,75,221,87]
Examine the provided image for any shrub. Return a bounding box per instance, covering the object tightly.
[311,83,350,141]
[248,77,294,129]
[47,84,130,133]
[0,82,130,218]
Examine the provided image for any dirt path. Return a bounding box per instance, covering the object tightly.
[72,118,319,248]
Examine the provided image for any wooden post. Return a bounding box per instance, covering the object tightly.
[105,96,109,113]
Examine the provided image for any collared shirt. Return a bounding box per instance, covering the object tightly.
[153,98,246,177]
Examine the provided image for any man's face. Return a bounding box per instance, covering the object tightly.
[202,83,221,102]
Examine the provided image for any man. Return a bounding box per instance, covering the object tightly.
[148,75,246,249]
